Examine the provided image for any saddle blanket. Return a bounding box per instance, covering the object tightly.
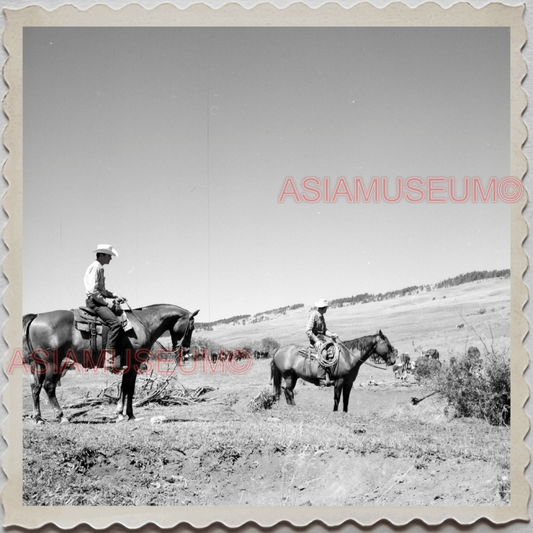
[297,346,318,359]
[72,307,131,333]
[72,308,104,333]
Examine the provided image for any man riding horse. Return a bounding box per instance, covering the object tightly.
[306,298,338,387]
[84,244,127,373]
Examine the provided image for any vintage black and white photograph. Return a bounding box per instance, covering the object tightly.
[1,1,529,529]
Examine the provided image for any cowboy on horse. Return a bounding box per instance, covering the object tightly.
[306,298,338,387]
[84,244,128,373]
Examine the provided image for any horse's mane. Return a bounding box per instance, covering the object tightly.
[343,334,377,351]
[129,303,189,313]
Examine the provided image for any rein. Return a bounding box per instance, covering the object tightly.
[125,302,191,356]
[336,338,388,371]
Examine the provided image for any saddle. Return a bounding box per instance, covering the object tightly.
[73,307,105,330]
[297,341,338,366]
[72,307,109,361]
[297,346,318,359]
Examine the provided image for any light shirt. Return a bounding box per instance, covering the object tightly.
[84,260,115,305]
[306,310,331,342]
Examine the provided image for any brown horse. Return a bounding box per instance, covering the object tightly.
[271,330,397,412]
[23,304,199,423]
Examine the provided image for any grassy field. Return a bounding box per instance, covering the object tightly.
[197,277,510,358]
[22,278,511,506]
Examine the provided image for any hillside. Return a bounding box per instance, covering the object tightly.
[195,269,509,331]
[194,277,511,361]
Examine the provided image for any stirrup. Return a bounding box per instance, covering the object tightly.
[104,352,122,373]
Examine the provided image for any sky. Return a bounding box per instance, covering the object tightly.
[23,27,511,321]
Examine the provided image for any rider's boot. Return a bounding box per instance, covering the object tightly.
[104,351,121,373]
[318,376,333,388]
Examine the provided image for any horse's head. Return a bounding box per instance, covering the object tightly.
[374,330,397,366]
[170,309,199,355]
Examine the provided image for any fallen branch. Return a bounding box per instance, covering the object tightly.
[68,407,99,419]
[411,391,438,405]
[134,382,216,408]
[65,397,114,409]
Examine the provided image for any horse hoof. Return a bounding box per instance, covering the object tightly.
[116,415,136,423]
[60,417,70,424]
[35,418,45,425]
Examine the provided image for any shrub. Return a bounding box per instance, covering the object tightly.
[431,348,510,426]
[248,389,276,412]
[413,356,442,381]
[240,344,255,359]
[260,336,280,354]
[192,336,223,357]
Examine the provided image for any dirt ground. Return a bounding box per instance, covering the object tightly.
[22,360,510,507]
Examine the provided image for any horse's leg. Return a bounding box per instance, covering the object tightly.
[341,367,361,413]
[342,380,355,413]
[333,379,344,412]
[271,361,282,402]
[125,370,138,420]
[117,369,137,422]
[30,364,46,424]
[284,374,298,406]
[116,377,127,420]
[42,369,67,423]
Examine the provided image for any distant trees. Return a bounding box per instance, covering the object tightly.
[196,269,509,329]
[196,304,304,330]
[434,269,510,289]
[329,269,509,309]
[196,314,251,331]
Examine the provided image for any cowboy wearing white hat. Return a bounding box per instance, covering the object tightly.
[306,298,338,387]
[84,244,126,373]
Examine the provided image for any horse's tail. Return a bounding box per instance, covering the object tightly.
[271,357,282,399]
[22,313,38,364]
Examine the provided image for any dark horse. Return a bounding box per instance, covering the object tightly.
[271,330,397,412]
[23,304,199,423]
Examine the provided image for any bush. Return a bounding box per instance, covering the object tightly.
[413,356,442,381]
[432,348,510,426]
[192,336,223,357]
[240,344,255,359]
[248,389,276,412]
[260,336,280,354]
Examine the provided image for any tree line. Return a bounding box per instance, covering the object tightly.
[196,269,509,329]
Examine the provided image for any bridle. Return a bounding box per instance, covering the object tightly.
[125,302,193,357]
[337,334,393,371]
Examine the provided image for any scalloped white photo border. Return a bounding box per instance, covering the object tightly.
[1,2,528,529]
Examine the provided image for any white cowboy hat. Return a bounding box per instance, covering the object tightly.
[92,244,119,257]
[315,298,329,308]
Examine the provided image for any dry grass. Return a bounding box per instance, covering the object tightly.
[22,279,511,506]
[197,278,510,358]
[23,359,510,506]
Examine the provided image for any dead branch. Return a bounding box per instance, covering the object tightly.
[411,391,438,405]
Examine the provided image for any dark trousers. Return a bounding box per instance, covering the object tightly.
[86,298,122,352]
